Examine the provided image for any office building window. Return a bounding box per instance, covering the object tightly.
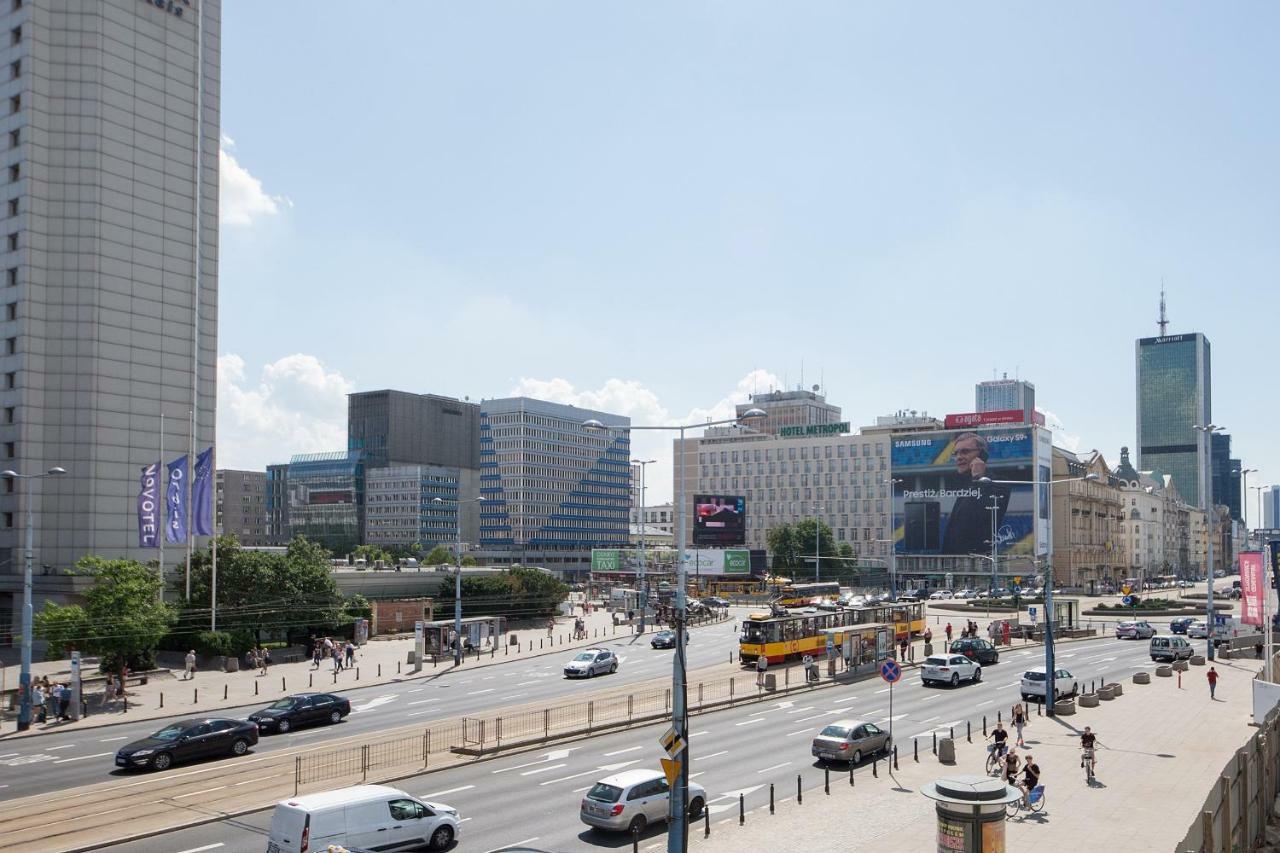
[5,303,14,320]
[7,164,17,183]
[10,27,20,46]
[5,268,13,287]
[3,407,12,423]
[8,95,18,115]
[3,441,13,458]
[3,372,13,389]
[8,129,17,149]
[7,199,15,218]
[3,512,11,528]
[4,337,13,354]
[5,233,14,251]
[3,477,11,493]
[9,60,17,79]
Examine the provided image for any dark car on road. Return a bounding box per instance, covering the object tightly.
[248,692,351,734]
[949,637,999,665]
[1170,616,1195,634]
[704,596,730,609]
[650,630,689,649]
[115,717,259,771]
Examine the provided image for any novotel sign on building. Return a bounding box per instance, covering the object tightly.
[779,422,851,438]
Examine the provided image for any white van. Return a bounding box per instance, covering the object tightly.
[1150,634,1193,662]
[267,784,460,852]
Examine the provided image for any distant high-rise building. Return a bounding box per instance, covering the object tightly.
[363,465,478,550]
[1136,332,1211,507]
[1210,433,1233,513]
[734,387,843,436]
[1227,458,1242,523]
[477,398,630,573]
[216,470,267,547]
[266,463,291,545]
[348,390,480,470]
[286,451,362,556]
[1264,486,1280,530]
[975,376,1035,420]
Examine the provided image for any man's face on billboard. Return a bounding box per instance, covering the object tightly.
[953,438,986,477]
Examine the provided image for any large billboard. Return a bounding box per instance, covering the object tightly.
[891,427,1044,557]
[693,494,746,546]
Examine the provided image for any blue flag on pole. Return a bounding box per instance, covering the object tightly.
[166,455,188,543]
[138,462,160,548]
[192,446,214,536]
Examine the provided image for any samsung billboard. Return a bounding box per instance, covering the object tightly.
[891,427,1049,558]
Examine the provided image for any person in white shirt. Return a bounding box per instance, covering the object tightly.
[184,650,197,680]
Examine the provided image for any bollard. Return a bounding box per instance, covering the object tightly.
[378,664,382,677]
[309,673,314,687]
[933,732,937,754]
[193,688,198,704]
[397,661,401,674]
[281,676,286,692]
[705,802,711,837]
[223,684,228,701]
[893,744,899,770]
[797,774,802,804]
[825,767,830,794]
[873,756,878,777]
[159,692,163,709]
[541,639,543,649]
[356,667,360,680]
[739,793,744,825]
[949,726,954,741]
[997,709,1002,723]
[771,782,776,811]
[967,721,971,743]
[983,715,987,736]
[255,681,259,695]
[631,825,639,853]
[333,671,337,684]
[1037,701,1041,716]
[914,738,919,762]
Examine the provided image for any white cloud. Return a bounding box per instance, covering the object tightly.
[217,353,354,469]
[509,369,783,505]
[1041,408,1084,455]
[219,135,291,227]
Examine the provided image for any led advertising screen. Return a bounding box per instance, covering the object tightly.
[693,494,746,546]
[891,427,1041,557]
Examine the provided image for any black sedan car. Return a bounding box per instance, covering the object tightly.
[650,630,689,649]
[949,638,1000,665]
[1170,616,1195,634]
[115,717,259,771]
[248,692,351,734]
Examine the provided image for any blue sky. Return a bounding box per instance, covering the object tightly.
[215,3,1278,518]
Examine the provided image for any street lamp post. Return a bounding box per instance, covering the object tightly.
[433,495,485,666]
[1194,424,1223,662]
[881,479,902,599]
[3,466,67,732]
[812,503,824,584]
[585,408,765,853]
[632,458,656,633]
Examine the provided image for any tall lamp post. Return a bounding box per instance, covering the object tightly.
[3,466,67,731]
[811,503,824,583]
[980,470,1098,716]
[632,458,656,633]
[1238,468,1257,536]
[585,408,766,853]
[432,495,485,666]
[1194,424,1223,661]
[880,478,902,599]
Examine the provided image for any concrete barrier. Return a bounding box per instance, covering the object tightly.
[1106,682,1123,696]
[1190,655,1206,666]
[1156,665,1173,677]
[1078,693,1100,708]
[1172,660,1189,672]
[938,737,956,764]
[1055,698,1077,715]
[1133,671,1151,684]
[1098,685,1117,700]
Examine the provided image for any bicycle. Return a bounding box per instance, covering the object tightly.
[1006,784,1045,818]
[1082,748,1095,782]
[985,743,1007,776]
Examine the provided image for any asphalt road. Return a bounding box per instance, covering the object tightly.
[99,633,1161,853]
[0,617,744,801]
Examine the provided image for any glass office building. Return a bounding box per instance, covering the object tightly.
[287,451,362,555]
[1136,333,1211,507]
[364,464,477,549]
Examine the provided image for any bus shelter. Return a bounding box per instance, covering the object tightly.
[420,616,507,657]
[822,622,894,678]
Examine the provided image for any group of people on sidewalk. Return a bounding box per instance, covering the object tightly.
[311,637,357,672]
[30,676,74,722]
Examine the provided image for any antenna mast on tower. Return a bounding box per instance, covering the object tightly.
[1158,285,1168,335]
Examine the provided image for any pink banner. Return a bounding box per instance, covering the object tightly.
[1240,551,1264,626]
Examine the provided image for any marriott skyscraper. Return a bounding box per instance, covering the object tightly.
[0,0,220,639]
[1135,332,1211,507]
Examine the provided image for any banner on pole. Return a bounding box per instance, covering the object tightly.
[1239,551,1264,626]
[192,446,214,536]
[166,455,188,543]
[137,462,160,548]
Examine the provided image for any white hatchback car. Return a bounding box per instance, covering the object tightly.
[580,769,707,835]
[1020,666,1078,703]
[564,648,618,678]
[921,654,981,687]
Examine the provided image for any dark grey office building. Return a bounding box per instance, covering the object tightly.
[1136,333,1211,507]
[266,463,290,545]
[348,391,480,470]
[1209,432,1241,521]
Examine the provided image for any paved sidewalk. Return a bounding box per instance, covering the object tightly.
[690,656,1264,852]
[0,607,727,739]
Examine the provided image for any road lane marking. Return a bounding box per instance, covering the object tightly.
[786,729,812,737]
[604,746,642,756]
[53,751,113,763]
[756,761,791,774]
[695,750,728,761]
[99,736,128,742]
[874,687,890,694]
[487,838,538,853]
[173,785,227,799]
[689,730,709,736]
[421,784,475,798]
[467,688,495,695]
[573,785,592,793]
[919,695,940,702]
[1000,681,1020,688]
[919,716,939,723]
[735,717,765,726]
[234,774,284,786]
[407,699,439,706]
[977,700,994,707]
[785,706,815,714]
[520,763,567,776]
[45,744,78,751]
[175,845,225,853]
[832,696,858,704]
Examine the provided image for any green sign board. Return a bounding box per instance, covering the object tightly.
[591,550,621,571]
[779,422,851,438]
[723,550,750,574]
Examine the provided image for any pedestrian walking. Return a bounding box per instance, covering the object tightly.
[331,646,342,672]
[344,641,355,667]
[103,674,117,708]
[945,623,953,643]
[32,682,46,723]
[1207,666,1219,700]
[184,649,197,680]
[259,648,270,676]
[1012,702,1027,746]
[802,653,815,683]
[312,641,323,670]
[756,654,768,686]
[899,637,909,660]
[923,627,933,645]
[56,682,71,720]
[547,618,555,638]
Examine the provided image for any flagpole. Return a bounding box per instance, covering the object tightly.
[158,412,164,602]
[186,409,194,600]
[211,446,218,633]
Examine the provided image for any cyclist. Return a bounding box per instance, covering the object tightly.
[1080,726,1098,772]
[987,722,1009,765]
[1020,753,1041,807]
[1003,747,1021,786]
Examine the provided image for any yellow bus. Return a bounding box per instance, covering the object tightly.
[738,602,925,664]
[776,582,841,607]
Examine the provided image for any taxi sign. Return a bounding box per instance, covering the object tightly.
[880,659,902,684]
[659,726,686,759]
[661,757,681,786]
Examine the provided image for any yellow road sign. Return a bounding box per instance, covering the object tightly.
[1013,576,1021,585]
[1122,584,1132,595]
[661,757,681,786]
[660,726,686,759]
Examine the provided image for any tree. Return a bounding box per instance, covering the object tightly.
[460,555,478,567]
[35,557,174,676]
[179,535,345,643]
[424,545,453,566]
[351,544,391,565]
[438,567,568,620]
[766,524,799,569]
[766,520,835,576]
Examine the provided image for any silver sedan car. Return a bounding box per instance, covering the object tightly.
[810,718,892,765]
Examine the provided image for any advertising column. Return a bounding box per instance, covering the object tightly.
[413,621,424,673]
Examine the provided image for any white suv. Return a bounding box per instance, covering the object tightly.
[580,769,707,834]
[1020,666,1077,703]
[921,654,981,687]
